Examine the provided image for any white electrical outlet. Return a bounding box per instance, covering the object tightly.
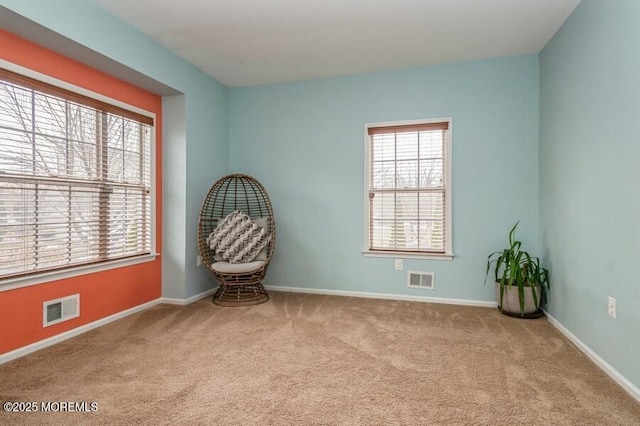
[394,259,403,270]
[196,255,202,267]
[608,296,616,318]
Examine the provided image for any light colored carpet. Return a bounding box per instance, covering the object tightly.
[1,291,639,425]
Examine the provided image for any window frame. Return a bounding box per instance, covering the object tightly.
[0,60,158,293]
[363,118,453,260]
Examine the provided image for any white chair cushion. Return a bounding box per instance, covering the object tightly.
[210,260,266,274]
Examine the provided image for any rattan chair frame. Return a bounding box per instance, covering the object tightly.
[197,174,275,306]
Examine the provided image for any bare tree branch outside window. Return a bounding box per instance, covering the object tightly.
[0,77,151,278]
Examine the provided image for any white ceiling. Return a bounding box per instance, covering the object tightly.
[92,0,581,88]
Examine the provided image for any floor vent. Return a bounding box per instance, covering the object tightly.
[43,294,80,327]
[408,271,435,289]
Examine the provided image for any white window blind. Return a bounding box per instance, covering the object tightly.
[367,120,450,255]
[0,68,153,279]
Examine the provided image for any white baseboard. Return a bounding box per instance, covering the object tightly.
[0,298,161,365]
[545,311,640,403]
[159,288,217,305]
[265,285,497,308]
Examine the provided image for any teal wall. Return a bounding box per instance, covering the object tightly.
[229,55,540,301]
[0,0,229,299]
[540,0,640,390]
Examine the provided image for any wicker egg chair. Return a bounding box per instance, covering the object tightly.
[197,174,275,306]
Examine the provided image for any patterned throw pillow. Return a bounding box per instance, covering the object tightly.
[207,210,271,264]
[252,217,270,261]
[206,210,242,250]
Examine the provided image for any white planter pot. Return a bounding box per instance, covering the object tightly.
[496,282,541,315]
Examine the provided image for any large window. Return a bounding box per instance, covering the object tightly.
[365,119,451,258]
[0,67,154,280]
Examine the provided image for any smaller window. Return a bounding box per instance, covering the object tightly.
[365,118,452,257]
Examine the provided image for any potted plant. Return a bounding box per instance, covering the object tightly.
[485,222,550,318]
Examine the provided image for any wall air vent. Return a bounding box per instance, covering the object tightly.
[43,294,80,327]
[407,271,435,290]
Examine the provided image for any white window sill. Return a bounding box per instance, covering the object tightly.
[362,250,454,261]
[0,253,160,293]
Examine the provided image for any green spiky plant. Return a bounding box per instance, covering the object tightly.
[485,222,550,317]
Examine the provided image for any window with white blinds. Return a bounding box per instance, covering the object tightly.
[366,119,451,256]
[0,67,153,279]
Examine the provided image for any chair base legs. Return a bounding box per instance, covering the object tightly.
[212,282,270,306]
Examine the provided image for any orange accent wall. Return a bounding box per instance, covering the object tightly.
[0,30,163,355]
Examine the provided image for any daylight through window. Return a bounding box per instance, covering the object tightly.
[0,68,153,279]
[366,120,451,255]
